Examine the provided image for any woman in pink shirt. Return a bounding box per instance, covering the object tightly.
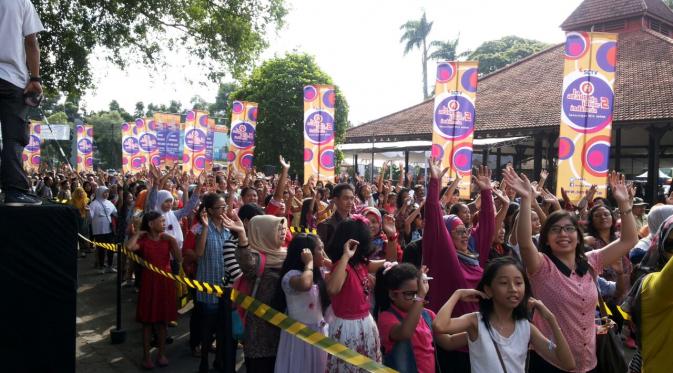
[504,168,638,373]
[325,217,388,373]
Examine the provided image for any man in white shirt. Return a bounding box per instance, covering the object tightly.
[0,0,45,206]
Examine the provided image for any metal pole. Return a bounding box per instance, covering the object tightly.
[110,243,126,344]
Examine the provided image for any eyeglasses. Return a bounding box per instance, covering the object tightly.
[453,228,469,236]
[394,290,418,301]
[549,225,577,234]
[211,205,227,210]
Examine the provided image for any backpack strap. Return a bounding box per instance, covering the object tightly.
[250,252,266,299]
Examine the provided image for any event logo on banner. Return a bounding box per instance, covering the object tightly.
[22,122,41,173]
[121,120,144,174]
[137,118,160,169]
[431,61,479,199]
[154,113,182,169]
[303,85,335,183]
[556,32,617,203]
[228,101,258,175]
[183,110,209,174]
[76,124,94,172]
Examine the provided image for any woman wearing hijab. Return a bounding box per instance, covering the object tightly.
[148,185,200,251]
[235,214,288,372]
[629,205,673,264]
[89,186,118,274]
[70,187,91,258]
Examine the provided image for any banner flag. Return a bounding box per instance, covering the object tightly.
[205,118,215,172]
[22,122,41,173]
[303,85,336,183]
[183,110,209,174]
[556,32,617,202]
[137,118,160,170]
[76,124,94,172]
[228,101,258,175]
[121,120,143,174]
[212,125,230,166]
[154,113,181,169]
[431,61,479,199]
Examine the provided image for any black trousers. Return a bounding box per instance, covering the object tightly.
[529,351,598,373]
[92,233,115,267]
[436,348,470,373]
[197,296,237,373]
[0,78,30,192]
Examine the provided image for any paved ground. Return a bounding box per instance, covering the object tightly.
[76,254,244,373]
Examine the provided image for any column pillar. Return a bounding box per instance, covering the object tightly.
[533,136,543,178]
[546,132,558,193]
[514,145,527,170]
[647,126,667,203]
[496,148,502,179]
[614,127,622,172]
[482,148,489,168]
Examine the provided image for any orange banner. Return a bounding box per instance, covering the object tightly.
[303,85,335,183]
[431,61,479,199]
[22,122,41,173]
[183,110,209,174]
[228,101,258,174]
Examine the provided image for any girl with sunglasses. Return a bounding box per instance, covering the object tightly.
[375,262,466,373]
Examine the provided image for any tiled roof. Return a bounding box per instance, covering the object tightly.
[561,0,673,29]
[345,30,673,142]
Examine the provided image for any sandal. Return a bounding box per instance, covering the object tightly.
[156,356,169,367]
[141,359,154,370]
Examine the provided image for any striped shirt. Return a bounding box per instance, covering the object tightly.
[193,221,232,304]
[222,238,242,286]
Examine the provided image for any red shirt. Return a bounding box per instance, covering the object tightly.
[378,305,436,373]
[330,263,370,320]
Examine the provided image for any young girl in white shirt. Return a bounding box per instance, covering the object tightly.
[433,257,575,373]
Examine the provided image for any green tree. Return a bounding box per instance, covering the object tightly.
[665,0,673,9]
[47,112,68,124]
[190,96,210,111]
[34,0,288,96]
[209,82,240,122]
[231,53,349,180]
[429,36,461,61]
[86,111,124,169]
[134,101,145,118]
[467,36,550,75]
[400,12,434,99]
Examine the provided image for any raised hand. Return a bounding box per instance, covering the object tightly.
[503,166,532,198]
[473,166,492,191]
[493,188,511,205]
[586,184,598,201]
[609,171,629,205]
[222,211,245,233]
[418,265,430,298]
[382,214,397,239]
[279,155,290,170]
[198,209,209,226]
[301,248,313,266]
[456,289,488,303]
[528,297,554,321]
[342,239,359,259]
[428,157,442,180]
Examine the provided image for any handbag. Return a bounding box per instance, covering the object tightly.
[590,269,628,373]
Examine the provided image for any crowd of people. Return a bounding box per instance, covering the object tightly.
[20,157,673,373]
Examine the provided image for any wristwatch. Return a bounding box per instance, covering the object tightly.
[29,76,42,83]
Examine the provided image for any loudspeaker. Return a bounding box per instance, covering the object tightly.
[0,204,78,373]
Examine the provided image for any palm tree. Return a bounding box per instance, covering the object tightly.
[429,36,460,61]
[400,12,433,99]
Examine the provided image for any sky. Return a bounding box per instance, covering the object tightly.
[81,0,585,125]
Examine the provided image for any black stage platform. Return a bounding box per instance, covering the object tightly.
[0,204,78,373]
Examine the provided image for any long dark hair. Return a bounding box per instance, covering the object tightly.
[326,218,372,266]
[140,211,162,232]
[539,210,588,268]
[197,192,224,218]
[396,188,410,209]
[373,263,418,320]
[477,257,532,330]
[586,205,617,244]
[299,198,318,228]
[273,233,330,313]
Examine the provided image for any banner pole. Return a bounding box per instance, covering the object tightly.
[110,243,126,344]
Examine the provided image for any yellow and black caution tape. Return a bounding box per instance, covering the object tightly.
[80,234,396,373]
[289,226,317,235]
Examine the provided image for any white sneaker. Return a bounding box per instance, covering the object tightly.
[99,268,106,275]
